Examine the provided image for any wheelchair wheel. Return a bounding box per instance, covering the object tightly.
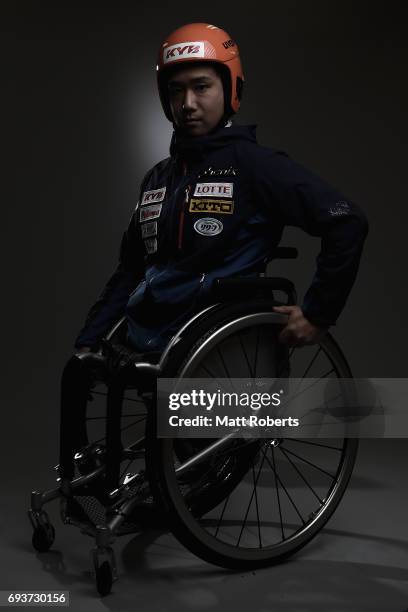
[146,299,358,569]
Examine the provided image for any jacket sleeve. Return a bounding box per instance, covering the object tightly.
[252,148,369,326]
[74,208,145,349]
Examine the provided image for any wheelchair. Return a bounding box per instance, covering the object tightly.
[28,247,358,596]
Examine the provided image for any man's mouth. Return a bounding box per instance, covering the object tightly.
[183,117,201,124]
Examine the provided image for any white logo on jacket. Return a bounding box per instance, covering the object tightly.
[194,218,223,236]
[141,187,166,205]
[193,182,233,198]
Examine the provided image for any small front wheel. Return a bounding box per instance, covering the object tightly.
[32,523,55,553]
[95,560,113,596]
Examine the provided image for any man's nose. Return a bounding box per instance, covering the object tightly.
[182,88,197,111]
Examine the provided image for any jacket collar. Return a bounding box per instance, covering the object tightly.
[169,123,258,166]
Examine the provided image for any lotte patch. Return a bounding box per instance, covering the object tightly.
[193,182,233,198]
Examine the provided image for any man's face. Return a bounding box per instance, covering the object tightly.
[167,64,225,136]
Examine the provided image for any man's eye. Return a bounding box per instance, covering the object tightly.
[196,84,209,92]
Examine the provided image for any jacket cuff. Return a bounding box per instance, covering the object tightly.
[301,307,335,328]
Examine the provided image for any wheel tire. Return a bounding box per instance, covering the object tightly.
[32,524,55,553]
[147,299,359,569]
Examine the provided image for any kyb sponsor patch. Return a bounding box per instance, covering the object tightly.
[193,182,233,197]
[144,237,157,254]
[141,221,157,238]
[140,204,162,222]
[141,187,166,205]
[163,41,205,64]
[194,217,224,237]
[189,199,234,214]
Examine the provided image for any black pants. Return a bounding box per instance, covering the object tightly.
[59,349,156,491]
[59,354,106,481]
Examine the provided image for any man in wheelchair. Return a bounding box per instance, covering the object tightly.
[58,23,368,520]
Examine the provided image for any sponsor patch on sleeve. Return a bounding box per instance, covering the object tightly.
[140,203,162,222]
[189,199,234,214]
[141,187,166,205]
[144,237,158,254]
[141,221,157,238]
[193,182,233,197]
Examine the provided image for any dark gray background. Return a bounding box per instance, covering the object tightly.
[2,1,408,608]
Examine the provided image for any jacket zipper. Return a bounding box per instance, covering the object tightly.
[178,185,190,250]
[177,160,189,251]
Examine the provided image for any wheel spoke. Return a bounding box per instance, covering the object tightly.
[278,446,324,504]
[271,445,285,540]
[217,346,231,378]
[86,413,146,421]
[264,447,306,526]
[281,447,336,479]
[301,347,322,378]
[285,438,343,451]
[120,417,146,433]
[198,363,219,378]
[238,331,254,378]
[254,326,260,378]
[214,494,231,538]
[236,449,267,546]
[252,462,262,548]
[91,389,146,405]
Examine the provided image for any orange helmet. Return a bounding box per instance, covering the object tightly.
[157,23,244,122]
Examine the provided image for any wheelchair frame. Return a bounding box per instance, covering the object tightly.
[28,255,359,596]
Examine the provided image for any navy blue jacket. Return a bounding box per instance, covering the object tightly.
[75,123,368,351]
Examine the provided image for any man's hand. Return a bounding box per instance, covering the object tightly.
[272,305,328,347]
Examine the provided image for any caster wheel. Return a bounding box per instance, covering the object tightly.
[95,560,113,596]
[32,523,55,552]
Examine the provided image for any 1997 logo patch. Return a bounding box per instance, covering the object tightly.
[193,217,223,236]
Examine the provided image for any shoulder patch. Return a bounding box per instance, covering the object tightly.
[141,187,166,205]
[144,237,158,254]
[140,204,162,222]
[141,221,157,238]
